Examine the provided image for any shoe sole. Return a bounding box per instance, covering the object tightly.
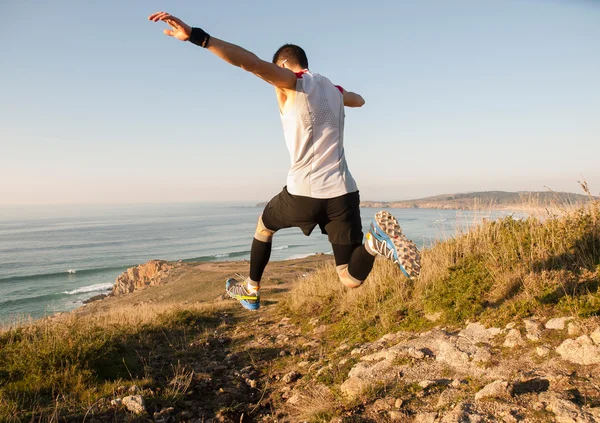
[373,211,421,278]
[225,278,260,311]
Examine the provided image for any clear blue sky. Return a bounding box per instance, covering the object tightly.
[1,0,599,205]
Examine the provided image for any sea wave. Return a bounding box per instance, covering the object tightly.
[273,245,289,251]
[285,253,315,260]
[63,282,113,295]
[0,265,133,285]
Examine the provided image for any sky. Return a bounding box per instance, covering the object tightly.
[1,0,599,205]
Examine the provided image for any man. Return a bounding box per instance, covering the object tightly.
[149,12,421,310]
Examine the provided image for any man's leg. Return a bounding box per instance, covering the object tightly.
[332,243,376,288]
[249,214,276,286]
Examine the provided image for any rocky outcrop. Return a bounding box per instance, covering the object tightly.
[112,260,177,296]
[556,335,600,365]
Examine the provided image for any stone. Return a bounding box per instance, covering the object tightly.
[419,380,436,389]
[394,398,403,408]
[472,347,492,364]
[523,318,543,341]
[591,327,600,345]
[437,389,459,408]
[440,402,483,423]
[474,380,513,401]
[122,395,145,415]
[414,412,437,423]
[567,322,582,336]
[458,322,502,344]
[110,398,122,406]
[540,392,596,423]
[556,335,600,365]
[503,329,525,348]
[287,393,301,405]
[282,371,299,384]
[388,410,406,421]
[536,346,551,357]
[372,398,393,412]
[545,317,573,330]
[128,385,140,394]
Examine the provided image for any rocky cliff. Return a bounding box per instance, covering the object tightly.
[111,260,177,296]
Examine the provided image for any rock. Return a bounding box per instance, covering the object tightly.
[388,410,406,421]
[122,395,145,415]
[536,346,551,357]
[372,398,394,412]
[545,317,573,330]
[556,335,600,365]
[110,398,122,406]
[567,322,582,336]
[451,379,463,388]
[282,371,299,384]
[128,385,140,394]
[112,260,175,295]
[523,318,543,341]
[459,322,502,344]
[394,398,403,408]
[591,327,600,345]
[437,389,460,408]
[540,392,596,423]
[286,393,301,405]
[414,412,437,423]
[440,402,483,423]
[503,329,525,348]
[419,380,436,389]
[472,347,492,364]
[474,380,513,401]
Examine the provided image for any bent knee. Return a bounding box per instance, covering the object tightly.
[336,264,364,289]
[255,214,275,242]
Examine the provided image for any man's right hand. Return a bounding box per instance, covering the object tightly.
[148,11,192,41]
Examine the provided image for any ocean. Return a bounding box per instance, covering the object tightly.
[0,203,519,324]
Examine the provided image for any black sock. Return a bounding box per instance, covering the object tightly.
[348,244,375,281]
[250,237,272,283]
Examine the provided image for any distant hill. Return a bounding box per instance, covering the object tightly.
[359,191,595,210]
[255,191,595,210]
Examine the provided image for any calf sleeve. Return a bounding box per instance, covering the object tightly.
[348,244,376,281]
[250,237,272,283]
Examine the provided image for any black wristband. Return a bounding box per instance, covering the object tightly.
[189,27,211,48]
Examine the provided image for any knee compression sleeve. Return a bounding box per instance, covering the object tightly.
[336,264,364,288]
[254,214,275,243]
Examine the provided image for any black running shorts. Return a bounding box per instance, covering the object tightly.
[261,186,364,246]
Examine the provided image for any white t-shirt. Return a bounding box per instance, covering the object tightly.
[280,70,358,199]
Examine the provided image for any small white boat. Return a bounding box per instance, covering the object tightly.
[67,269,77,274]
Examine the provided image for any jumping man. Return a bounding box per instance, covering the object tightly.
[149,12,421,310]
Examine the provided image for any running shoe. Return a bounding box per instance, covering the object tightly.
[366,210,421,278]
[225,274,260,310]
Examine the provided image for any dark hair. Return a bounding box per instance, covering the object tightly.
[272,44,309,69]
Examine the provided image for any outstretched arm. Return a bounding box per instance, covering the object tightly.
[148,11,297,90]
[341,88,365,108]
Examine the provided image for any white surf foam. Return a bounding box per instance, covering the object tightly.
[63,282,113,295]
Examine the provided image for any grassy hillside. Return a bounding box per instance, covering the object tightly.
[1,194,599,422]
[286,195,600,341]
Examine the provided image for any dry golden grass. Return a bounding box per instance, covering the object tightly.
[285,189,600,338]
